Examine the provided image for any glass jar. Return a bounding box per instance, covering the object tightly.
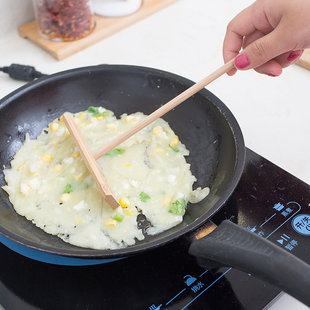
[33,0,95,42]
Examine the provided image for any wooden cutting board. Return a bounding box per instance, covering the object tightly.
[18,0,179,61]
[296,49,310,70]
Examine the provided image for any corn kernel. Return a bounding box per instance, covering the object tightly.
[79,113,86,119]
[41,154,53,163]
[152,126,163,135]
[106,122,116,129]
[74,174,82,180]
[76,218,83,224]
[53,164,63,172]
[170,137,179,147]
[72,151,80,159]
[96,116,104,121]
[131,119,139,125]
[104,218,117,226]
[126,210,134,216]
[126,163,131,167]
[125,115,135,123]
[50,122,59,131]
[163,196,172,206]
[60,193,71,203]
[30,172,38,178]
[155,148,164,153]
[119,197,130,208]
[59,116,64,123]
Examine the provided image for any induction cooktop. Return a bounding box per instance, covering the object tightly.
[1,148,310,310]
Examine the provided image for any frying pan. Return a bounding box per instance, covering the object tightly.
[0,65,309,306]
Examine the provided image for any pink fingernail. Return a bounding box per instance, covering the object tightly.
[235,54,250,69]
[287,52,302,63]
[266,73,278,77]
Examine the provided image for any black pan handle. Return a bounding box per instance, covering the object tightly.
[188,220,310,307]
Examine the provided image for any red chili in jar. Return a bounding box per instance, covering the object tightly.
[33,0,94,41]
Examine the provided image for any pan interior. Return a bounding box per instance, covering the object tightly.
[0,65,244,258]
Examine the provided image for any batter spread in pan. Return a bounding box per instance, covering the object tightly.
[3,107,209,249]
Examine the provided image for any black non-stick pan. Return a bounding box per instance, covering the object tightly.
[0,65,309,306]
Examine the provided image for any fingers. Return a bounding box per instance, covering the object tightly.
[235,37,304,76]
[234,29,286,70]
[253,50,303,76]
[253,59,283,76]
[276,50,304,68]
[225,28,268,76]
[226,43,303,77]
[223,1,273,76]
[242,30,267,50]
[223,0,310,77]
[223,5,259,65]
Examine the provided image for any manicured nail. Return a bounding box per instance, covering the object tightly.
[234,54,250,69]
[266,73,278,77]
[287,51,302,63]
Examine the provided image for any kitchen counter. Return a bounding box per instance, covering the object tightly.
[0,0,309,309]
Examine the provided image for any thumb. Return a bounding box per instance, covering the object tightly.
[234,30,290,71]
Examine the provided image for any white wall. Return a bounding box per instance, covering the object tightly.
[0,0,34,41]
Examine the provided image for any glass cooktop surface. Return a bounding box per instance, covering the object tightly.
[1,148,310,310]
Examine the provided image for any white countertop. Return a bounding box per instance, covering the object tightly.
[0,0,309,309]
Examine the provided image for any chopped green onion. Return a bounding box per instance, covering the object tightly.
[105,149,126,157]
[168,145,179,152]
[88,106,97,114]
[63,183,72,194]
[113,212,124,222]
[168,198,186,214]
[139,191,151,202]
[88,106,111,117]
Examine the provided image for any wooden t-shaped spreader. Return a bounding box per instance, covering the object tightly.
[62,58,235,210]
[62,113,120,209]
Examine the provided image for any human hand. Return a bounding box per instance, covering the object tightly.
[223,0,310,76]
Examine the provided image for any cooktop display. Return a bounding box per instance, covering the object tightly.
[1,148,309,310]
